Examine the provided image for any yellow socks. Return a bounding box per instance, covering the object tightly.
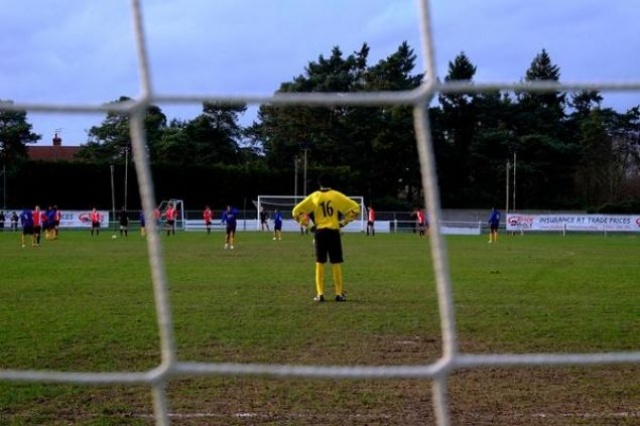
[315,262,325,296]
[331,263,344,296]
[315,263,346,298]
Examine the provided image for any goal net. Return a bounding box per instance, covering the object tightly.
[3,0,639,425]
[256,195,366,232]
[157,199,185,230]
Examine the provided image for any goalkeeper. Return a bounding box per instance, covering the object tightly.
[292,173,360,302]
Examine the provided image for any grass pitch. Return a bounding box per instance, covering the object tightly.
[0,229,638,425]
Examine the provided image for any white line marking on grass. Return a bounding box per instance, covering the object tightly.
[135,412,393,420]
[533,412,640,419]
[134,411,640,421]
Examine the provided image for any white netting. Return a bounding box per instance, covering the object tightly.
[255,195,306,218]
[2,1,640,425]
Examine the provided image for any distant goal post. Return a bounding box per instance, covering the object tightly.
[157,198,185,230]
[255,195,366,232]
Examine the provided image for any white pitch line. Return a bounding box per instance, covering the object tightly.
[132,411,640,420]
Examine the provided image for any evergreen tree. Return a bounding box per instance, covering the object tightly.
[464,91,515,207]
[569,91,603,118]
[0,100,41,165]
[607,106,640,200]
[574,109,615,207]
[77,96,167,163]
[249,42,423,206]
[364,41,423,205]
[518,49,566,136]
[437,52,479,206]
[513,49,577,208]
[248,44,370,177]
[153,119,191,165]
[181,101,247,165]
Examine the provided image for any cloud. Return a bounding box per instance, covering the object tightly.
[2,0,639,145]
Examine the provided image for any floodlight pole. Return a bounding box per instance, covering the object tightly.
[124,146,129,211]
[505,160,510,215]
[110,162,116,232]
[294,156,299,200]
[513,151,517,213]
[0,142,5,210]
[2,163,5,211]
[302,148,309,196]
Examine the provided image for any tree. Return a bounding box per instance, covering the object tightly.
[0,100,41,165]
[364,42,423,205]
[574,109,615,207]
[513,49,577,208]
[436,52,479,206]
[569,91,603,118]
[566,90,604,148]
[153,119,191,165]
[248,44,371,170]
[77,96,167,163]
[174,102,247,166]
[461,91,515,207]
[518,49,566,132]
[249,42,423,206]
[604,106,640,201]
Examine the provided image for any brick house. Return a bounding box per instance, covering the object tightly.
[28,133,81,161]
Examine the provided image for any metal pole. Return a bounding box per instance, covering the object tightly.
[294,156,298,200]
[110,163,116,231]
[124,147,129,211]
[1,145,5,210]
[303,148,308,196]
[2,163,6,210]
[243,197,247,231]
[513,152,517,212]
[505,160,510,215]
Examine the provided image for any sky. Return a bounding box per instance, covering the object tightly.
[2,0,640,146]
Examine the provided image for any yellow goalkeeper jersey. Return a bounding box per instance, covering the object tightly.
[292,189,360,230]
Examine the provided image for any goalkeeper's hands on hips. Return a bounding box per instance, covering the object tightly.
[339,209,358,228]
[295,212,310,227]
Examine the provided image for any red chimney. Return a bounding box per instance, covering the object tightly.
[53,133,62,147]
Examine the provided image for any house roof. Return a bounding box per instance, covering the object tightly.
[28,145,81,161]
[27,133,81,161]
